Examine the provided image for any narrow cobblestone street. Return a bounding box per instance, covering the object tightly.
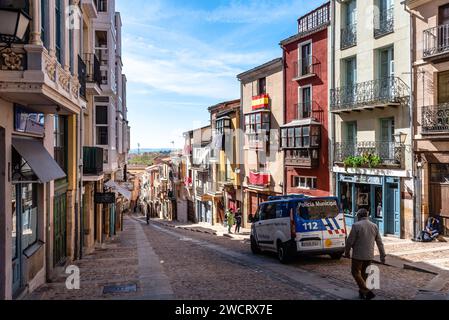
[24,215,449,300]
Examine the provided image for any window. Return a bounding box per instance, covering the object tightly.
[54,115,67,173]
[297,198,340,220]
[300,86,312,118]
[96,105,108,145]
[215,117,231,135]
[438,71,449,104]
[41,0,49,48]
[20,183,38,250]
[245,112,270,134]
[55,0,63,62]
[258,77,266,95]
[300,43,312,76]
[97,0,107,12]
[293,176,317,190]
[281,126,320,148]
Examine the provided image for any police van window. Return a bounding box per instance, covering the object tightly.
[260,203,277,221]
[276,203,289,218]
[297,199,340,220]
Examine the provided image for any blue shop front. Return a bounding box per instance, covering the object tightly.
[336,174,401,237]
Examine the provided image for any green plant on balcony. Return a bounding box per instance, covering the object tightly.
[343,153,382,170]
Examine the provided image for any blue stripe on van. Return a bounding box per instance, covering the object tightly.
[332,218,340,230]
[325,218,334,230]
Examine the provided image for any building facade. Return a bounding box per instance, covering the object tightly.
[237,59,284,227]
[280,2,332,198]
[331,0,414,238]
[406,0,449,236]
[208,100,241,226]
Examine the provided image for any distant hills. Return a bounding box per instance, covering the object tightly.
[129,148,174,154]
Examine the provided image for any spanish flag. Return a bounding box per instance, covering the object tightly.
[252,94,270,110]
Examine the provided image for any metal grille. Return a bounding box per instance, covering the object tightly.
[421,103,449,133]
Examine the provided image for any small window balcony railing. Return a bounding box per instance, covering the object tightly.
[83,147,104,175]
[293,101,324,122]
[78,55,87,99]
[374,6,394,38]
[293,56,320,80]
[423,24,449,59]
[421,103,449,134]
[334,141,405,168]
[330,77,409,112]
[84,53,101,87]
[341,23,357,49]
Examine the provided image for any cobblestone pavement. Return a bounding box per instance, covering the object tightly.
[24,215,449,300]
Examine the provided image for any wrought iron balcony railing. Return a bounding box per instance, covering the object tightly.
[421,103,449,133]
[293,101,324,122]
[334,141,405,167]
[330,77,409,112]
[83,147,104,175]
[293,56,320,79]
[341,23,357,49]
[374,7,394,38]
[423,23,449,58]
[84,53,102,87]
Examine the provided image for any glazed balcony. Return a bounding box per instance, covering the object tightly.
[423,24,449,61]
[248,171,271,187]
[285,149,319,168]
[374,7,394,38]
[83,147,104,176]
[421,103,449,134]
[341,23,357,50]
[334,141,405,168]
[293,56,320,81]
[330,77,409,113]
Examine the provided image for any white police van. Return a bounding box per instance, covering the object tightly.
[249,195,347,263]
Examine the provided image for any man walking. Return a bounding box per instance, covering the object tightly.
[344,208,386,300]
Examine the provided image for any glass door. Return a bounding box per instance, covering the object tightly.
[345,121,357,158]
[438,4,449,53]
[345,57,357,104]
[379,47,394,99]
[300,87,312,118]
[11,185,21,295]
[300,43,312,76]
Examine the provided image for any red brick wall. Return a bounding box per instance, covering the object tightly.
[283,28,330,197]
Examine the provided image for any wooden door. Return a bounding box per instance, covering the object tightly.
[53,190,67,266]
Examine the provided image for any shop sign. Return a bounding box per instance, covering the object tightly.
[340,174,381,185]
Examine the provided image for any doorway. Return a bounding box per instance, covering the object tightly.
[53,187,67,267]
[385,183,400,236]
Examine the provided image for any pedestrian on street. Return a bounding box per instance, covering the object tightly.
[344,208,386,300]
[234,209,242,234]
[226,210,235,234]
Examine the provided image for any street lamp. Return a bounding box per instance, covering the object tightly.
[0,8,32,51]
[394,132,407,144]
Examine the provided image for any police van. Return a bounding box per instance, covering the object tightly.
[249,195,347,263]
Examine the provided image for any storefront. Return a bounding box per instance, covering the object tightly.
[336,173,401,237]
[196,198,212,224]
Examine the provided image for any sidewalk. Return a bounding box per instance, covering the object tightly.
[24,216,174,300]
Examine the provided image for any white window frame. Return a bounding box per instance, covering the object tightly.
[298,39,313,77]
[298,84,313,119]
[293,176,317,190]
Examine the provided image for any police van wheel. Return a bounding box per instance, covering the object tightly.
[330,253,343,260]
[277,242,291,264]
[250,236,261,254]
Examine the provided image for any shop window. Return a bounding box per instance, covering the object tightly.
[356,184,371,213]
[340,182,353,215]
[20,184,38,249]
[375,186,383,218]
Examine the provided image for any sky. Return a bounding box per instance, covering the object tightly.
[116,0,325,149]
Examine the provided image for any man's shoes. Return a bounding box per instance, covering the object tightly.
[365,291,376,300]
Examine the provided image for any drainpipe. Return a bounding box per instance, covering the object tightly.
[79,108,84,259]
[330,0,337,196]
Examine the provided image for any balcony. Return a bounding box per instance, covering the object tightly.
[81,0,98,18]
[298,2,330,35]
[293,101,324,122]
[330,77,409,113]
[423,24,449,61]
[84,53,102,95]
[341,23,357,50]
[374,7,394,38]
[207,181,222,197]
[334,141,405,168]
[293,56,320,81]
[83,147,104,176]
[248,171,270,188]
[421,103,449,134]
[285,149,319,168]
[78,55,87,100]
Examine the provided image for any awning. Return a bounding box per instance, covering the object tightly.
[105,180,131,200]
[12,138,66,183]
